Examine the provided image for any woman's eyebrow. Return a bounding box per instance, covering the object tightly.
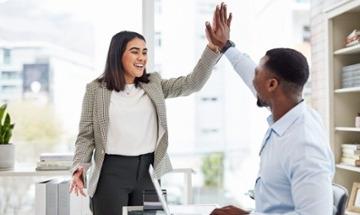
[129,47,148,51]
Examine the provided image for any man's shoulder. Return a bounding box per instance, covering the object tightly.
[284,111,326,148]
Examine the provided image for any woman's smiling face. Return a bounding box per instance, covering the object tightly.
[121,37,148,83]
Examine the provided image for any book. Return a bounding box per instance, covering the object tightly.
[342,148,360,155]
[40,153,74,161]
[342,63,360,72]
[35,178,61,215]
[58,180,70,215]
[341,144,360,150]
[36,179,91,215]
[340,157,360,166]
[36,160,72,171]
[342,153,360,160]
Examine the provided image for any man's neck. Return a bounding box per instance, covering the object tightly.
[270,97,303,122]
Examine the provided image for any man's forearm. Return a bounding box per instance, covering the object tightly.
[224,47,257,96]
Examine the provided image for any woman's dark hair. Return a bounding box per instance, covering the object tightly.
[264,48,309,92]
[97,31,150,92]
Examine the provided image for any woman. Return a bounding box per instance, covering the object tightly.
[69,30,221,214]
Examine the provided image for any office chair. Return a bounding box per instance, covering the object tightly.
[247,184,348,215]
[332,183,348,215]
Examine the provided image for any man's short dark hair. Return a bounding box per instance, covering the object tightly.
[264,48,309,91]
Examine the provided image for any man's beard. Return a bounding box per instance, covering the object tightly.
[256,96,268,107]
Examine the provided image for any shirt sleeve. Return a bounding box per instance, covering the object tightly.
[224,47,257,96]
[250,141,334,215]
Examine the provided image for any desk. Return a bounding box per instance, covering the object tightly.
[0,163,70,177]
[123,205,217,215]
[0,163,77,215]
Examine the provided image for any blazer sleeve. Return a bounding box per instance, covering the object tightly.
[160,46,221,98]
[71,83,96,176]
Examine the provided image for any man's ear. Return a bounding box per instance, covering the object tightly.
[268,78,279,92]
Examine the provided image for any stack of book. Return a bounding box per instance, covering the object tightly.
[341,63,360,88]
[341,144,360,167]
[36,153,74,171]
[345,29,360,47]
[35,178,91,215]
[36,178,69,215]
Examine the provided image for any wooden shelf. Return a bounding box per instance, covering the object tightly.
[335,87,360,93]
[346,210,360,215]
[335,127,360,132]
[336,164,360,173]
[334,44,360,55]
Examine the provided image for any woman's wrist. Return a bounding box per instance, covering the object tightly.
[207,43,220,53]
[73,166,84,176]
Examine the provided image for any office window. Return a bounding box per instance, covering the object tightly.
[303,25,310,42]
[1,71,19,79]
[0,0,142,214]
[2,85,16,91]
[201,128,219,134]
[201,97,218,102]
[155,0,162,14]
[296,0,309,3]
[155,31,162,47]
[3,48,11,65]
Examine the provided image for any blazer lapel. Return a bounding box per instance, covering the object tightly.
[140,82,166,145]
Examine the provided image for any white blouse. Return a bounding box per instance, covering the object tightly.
[105,84,158,156]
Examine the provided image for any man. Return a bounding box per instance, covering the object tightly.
[206,3,335,215]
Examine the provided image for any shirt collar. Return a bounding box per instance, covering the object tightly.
[266,100,305,137]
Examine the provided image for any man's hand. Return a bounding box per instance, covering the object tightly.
[210,205,250,215]
[205,2,232,49]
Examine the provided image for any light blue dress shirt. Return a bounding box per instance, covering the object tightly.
[225,47,335,215]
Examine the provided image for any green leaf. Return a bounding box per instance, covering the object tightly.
[0,132,4,144]
[0,104,6,125]
[4,129,12,144]
[4,113,10,126]
[0,104,13,144]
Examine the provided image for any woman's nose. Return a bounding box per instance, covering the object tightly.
[138,54,146,61]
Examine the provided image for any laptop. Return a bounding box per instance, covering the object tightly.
[148,165,217,215]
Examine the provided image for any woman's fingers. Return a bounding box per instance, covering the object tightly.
[74,185,79,196]
[79,187,86,197]
[69,181,75,193]
[69,174,86,197]
[73,182,86,197]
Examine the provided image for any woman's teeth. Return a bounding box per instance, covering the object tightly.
[134,63,144,68]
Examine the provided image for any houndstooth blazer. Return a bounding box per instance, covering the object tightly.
[72,46,221,197]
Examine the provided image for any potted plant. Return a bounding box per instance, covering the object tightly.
[0,104,15,170]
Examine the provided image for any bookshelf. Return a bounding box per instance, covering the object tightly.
[325,0,360,201]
